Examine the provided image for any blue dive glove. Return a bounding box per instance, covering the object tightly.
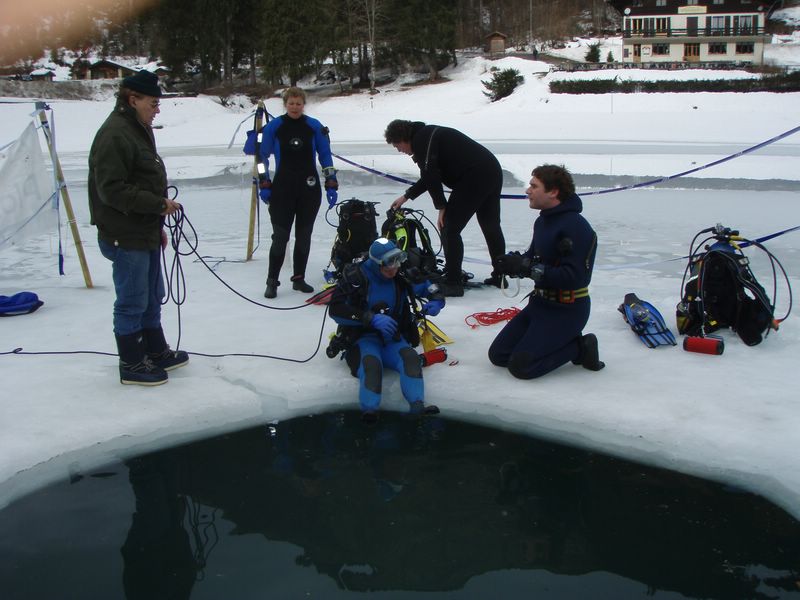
[259,179,272,204]
[326,188,338,208]
[422,298,444,316]
[371,313,397,338]
[325,177,338,208]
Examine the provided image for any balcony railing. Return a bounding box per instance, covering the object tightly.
[624,26,766,38]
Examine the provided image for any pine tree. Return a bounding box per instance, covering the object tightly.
[585,42,601,63]
[482,67,523,102]
[390,0,457,81]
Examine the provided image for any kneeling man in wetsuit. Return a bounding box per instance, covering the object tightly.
[488,164,605,379]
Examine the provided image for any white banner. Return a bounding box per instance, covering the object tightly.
[0,122,58,250]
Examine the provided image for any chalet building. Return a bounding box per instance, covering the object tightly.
[607,0,782,67]
[73,59,137,80]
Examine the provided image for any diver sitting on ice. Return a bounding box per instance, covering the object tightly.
[327,238,445,424]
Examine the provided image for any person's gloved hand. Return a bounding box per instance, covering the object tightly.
[422,298,444,317]
[325,177,338,207]
[495,251,531,278]
[259,179,272,204]
[326,188,338,208]
[371,313,397,338]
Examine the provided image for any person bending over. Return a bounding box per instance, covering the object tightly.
[384,119,506,297]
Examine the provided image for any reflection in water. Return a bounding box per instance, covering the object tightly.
[0,411,798,599]
[121,453,198,599]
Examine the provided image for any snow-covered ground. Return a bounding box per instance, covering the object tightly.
[1,50,799,523]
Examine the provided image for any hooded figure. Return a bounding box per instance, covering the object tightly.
[328,238,445,423]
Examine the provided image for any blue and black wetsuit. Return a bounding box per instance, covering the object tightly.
[328,261,440,412]
[404,123,506,284]
[488,192,598,379]
[259,113,335,282]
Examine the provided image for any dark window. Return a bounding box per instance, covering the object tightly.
[735,42,754,54]
[653,44,670,55]
[708,43,727,54]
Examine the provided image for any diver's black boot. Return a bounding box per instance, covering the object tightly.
[115,332,168,386]
[483,273,508,288]
[410,401,440,416]
[574,333,605,371]
[439,280,464,297]
[264,278,279,299]
[143,327,189,371]
[291,275,314,293]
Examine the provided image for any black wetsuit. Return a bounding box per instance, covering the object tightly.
[403,123,506,284]
[259,113,334,281]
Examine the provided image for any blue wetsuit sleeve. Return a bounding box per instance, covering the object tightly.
[413,281,434,298]
[259,117,281,175]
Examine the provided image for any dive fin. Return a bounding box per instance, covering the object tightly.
[306,286,336,306]
[418,319,454,352]
[618,293,677,348]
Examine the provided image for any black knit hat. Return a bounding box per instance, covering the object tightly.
[122,70,162,97]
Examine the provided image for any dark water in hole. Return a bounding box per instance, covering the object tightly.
[0,411,798,599]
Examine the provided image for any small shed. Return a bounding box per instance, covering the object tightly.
[30,68,55,82]
[485,31,508,57]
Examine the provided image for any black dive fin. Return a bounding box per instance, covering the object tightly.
[618,293,677,348]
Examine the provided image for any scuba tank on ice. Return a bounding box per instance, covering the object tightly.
[676,223,792,352]
[381,207,443,282]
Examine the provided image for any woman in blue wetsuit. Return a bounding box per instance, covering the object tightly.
[328,238,445,424]
[258,87,338,298]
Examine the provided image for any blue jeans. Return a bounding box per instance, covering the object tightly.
[99,240,164,336]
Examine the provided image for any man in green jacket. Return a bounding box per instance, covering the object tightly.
[88,70,187,386]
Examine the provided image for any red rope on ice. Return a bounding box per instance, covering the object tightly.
[465,307,521,329]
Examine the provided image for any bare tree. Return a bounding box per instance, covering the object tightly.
[364,0,382,92]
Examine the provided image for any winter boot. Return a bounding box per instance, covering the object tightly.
[291,275,314,293]
[264,278,279,299]
[143,327,189,371]
[573,333,605,371]
[439,280,464,297]
[115,332,168,386]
